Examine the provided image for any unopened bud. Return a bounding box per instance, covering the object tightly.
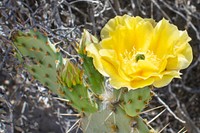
[60,60,83,87]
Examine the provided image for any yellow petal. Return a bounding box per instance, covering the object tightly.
[130,78,155,89]
[131,20,154,51]
[101,16,154,53]
[153,71,180,87]
[166,43,193,70]
[166,30,192,70]
[177,43,193,69]
[100,59,131,89]
[153,75,174,88]
[101,15,136,39]
[86,43,108,77]
[149,19,179,58]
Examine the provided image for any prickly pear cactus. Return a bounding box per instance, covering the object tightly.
[11,29,156,133]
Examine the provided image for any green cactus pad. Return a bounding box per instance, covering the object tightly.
[61,85,97,113]
[58,60,98,113]
[81,107,150,133]
[79,30,105,95]
[133,116,151,133]
[11,29,62,94]
[82,55,105,95]
[114,87,151,117]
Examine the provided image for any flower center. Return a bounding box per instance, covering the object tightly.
[120,48,161,75]
[120,48,147,64]
[135,54,145,62]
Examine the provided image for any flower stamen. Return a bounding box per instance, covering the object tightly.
[135,54,145,62]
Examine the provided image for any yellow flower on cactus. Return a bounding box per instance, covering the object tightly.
[86,15,193,89]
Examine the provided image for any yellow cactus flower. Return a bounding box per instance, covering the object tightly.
[86,15,193,89]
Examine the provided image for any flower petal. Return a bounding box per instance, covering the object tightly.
[101,16,154,53]
[153,71,180,87]
[100,59,131,89]
[130,78,155,89]
[149,19,179,58]
[86,43,108,77]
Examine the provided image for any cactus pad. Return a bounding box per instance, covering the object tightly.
[120,87,151,117]
[81,107,150,133]
[11,29,98,113]
[11,29,62,94]
[79,30,105,95]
